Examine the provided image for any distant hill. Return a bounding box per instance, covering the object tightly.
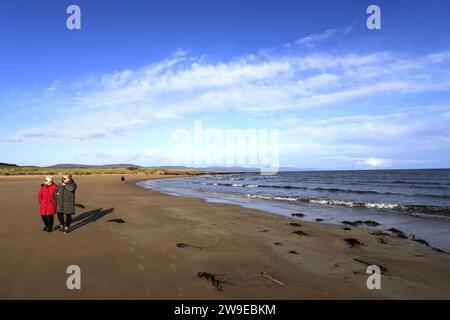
[157,165,256,172]
[0,163,18,167]
[47,164,305,172]
[48,164,142,169]
[160,165,305,172]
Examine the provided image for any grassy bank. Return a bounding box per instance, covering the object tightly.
[0,165,207,177]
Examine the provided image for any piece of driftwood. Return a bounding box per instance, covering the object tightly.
[353,257,388,274]
[260,272,284,286]
[107,218,125,223]
[176,243,202,250]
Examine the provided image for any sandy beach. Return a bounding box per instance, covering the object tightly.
[0,174,449,299]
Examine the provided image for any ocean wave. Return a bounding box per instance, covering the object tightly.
[244,194,450,216]
[390,180,450,187]
[198,181,450,201]
[201,182,404,195]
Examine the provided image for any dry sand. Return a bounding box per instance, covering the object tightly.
[0,174,449,299]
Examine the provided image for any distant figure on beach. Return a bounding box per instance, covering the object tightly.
[56,174,77,234]
[38,176,58,232]
[121,176,126,184]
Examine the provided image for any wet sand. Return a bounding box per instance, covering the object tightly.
[0,174,449,299]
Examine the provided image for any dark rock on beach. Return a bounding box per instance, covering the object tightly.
[343,220,380,227]
[432,247,448,254]
[291,213,305,218]
[370,231,389,237]
[387,228,407,238]
[413,238,431,247]
[363,220,381,227]
[342,220,363,227]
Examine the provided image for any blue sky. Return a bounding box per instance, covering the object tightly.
[1,0,450,169]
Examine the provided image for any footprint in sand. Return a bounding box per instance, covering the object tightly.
[138,263,145,272]
[129,247,135,252]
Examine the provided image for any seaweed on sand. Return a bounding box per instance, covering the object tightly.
[344,238,364,247]
[197,272,225,291]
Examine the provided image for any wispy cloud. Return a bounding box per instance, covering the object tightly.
[4,119,147,143]
[11,48,448,122]
[293,25,354,48]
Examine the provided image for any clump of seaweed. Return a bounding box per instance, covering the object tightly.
[289,222,302,227]
[344,238,364,248]
[293,230,308,236]
[197,272,225,291]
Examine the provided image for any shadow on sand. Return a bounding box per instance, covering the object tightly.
[69,208,115,232]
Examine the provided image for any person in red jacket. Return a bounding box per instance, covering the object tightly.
[38,176,58,232]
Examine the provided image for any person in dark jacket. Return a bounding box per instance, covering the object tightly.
[56,174,77,233]
[38,176,58,232]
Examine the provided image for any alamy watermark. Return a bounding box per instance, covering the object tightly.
[367,5,381,30]
[171,121,280,175]
[366,265,381,290]
[66,265,81,290]
[66,5,81,30]
[65,4,380,31]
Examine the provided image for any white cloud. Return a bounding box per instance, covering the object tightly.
[296,28,339,47]
[356,157,391,168]
[294,25,354,48]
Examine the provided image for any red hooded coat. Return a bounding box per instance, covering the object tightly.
[38,183,58,215]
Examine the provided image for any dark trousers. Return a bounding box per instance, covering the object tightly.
[41,215,54,231]
[57,213,72,228]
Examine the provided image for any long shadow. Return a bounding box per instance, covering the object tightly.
[69,207,115,232]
